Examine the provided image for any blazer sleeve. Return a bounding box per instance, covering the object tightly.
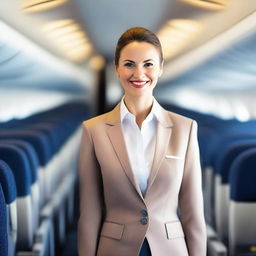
[179,120,207,256]
[78,122,104,256]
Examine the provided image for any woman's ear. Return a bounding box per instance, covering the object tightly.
[159,60,164,77]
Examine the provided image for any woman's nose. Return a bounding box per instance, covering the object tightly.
[133,66,144,78]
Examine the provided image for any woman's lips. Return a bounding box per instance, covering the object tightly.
[129,80,149,88]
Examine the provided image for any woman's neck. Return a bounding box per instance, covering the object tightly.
[123,95,154,129]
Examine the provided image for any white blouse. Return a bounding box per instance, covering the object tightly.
[120,98,159,194]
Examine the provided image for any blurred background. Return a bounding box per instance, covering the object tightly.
[1,1,256,255]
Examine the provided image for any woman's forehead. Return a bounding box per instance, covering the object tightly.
[120,42,161,61]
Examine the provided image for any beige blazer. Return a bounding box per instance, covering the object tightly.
[78,103,206,256]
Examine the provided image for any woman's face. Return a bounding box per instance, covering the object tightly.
[116,41,163,98]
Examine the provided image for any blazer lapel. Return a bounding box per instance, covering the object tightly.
[106,104,144,199]
[146,107,173,196]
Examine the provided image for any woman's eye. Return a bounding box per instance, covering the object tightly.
[144,62,153,67]
[124,62,134,67]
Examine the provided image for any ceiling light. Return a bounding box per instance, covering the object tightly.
[42,19,93,62]
[60,38,88,48]
[22,0,68,13]
[41,19,74,31]
[45,24,81,37]
[157,19,203,60]
[89,55,106,70]
[42,20,86,40]
[66,44,92,61]
[52,32,87,43]
[158,20,202,59]
[181,0,228,10]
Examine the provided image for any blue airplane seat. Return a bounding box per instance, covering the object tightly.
[0,130,53,201]
[211,134,256,194]
[215,139,256,184]
[209,132,256,184]
[23,123,58,154]
[0,102,91,246]
[30,102,89,184]
[0,184,8,256]
[0,160,17,204]
[229,148,256,256]
[200,120,256,226]
[213,140,256,243]
[14,124,64,196]
[0,154,55,256]
[0,160,17,256]
[204,128,256,207]
[226,119,256,133]
[208,130,256,170]
[0,140,39,187]
[0,142,59,255]
[12,101,90,157]
[0,130,51,166]
[0,120,69,195]
[0,119,58,155]
[14,102,92,250]
[192,117,235,169]
[198,127,219,168]
[0,140,41,233]
[0,144,34,251]
[213,135,256,173]
[0,119,20,129]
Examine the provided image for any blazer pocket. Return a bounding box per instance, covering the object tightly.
[165,221,185,240]
[101,221,124,240]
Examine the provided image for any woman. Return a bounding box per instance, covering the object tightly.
[78,27,206,256]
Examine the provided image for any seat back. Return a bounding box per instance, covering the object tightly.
[0,144,34,250]
[0,130,50,205]
[0,140,40,232]
[0,160,17,256]
[214,141,256,242]
[229,148,256,255]
[0,183,8,256]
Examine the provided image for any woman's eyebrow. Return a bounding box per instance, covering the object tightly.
[123,59,155,63]
[123,59,135,63]
[143,59,154,62]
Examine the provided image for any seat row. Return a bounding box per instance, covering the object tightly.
[201,122,256,255]
[162,102,256,256]
[0,101,91,256]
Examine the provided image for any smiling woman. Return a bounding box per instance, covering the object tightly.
[114,27,163,127]
[115,41,163,118]
[78,27,207,256]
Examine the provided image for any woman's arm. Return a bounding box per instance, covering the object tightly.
[78,122,104,256]
[179,120,207,256]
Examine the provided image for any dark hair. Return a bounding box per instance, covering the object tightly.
[114,27,163,66]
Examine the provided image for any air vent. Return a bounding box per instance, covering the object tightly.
[22,0,68,13]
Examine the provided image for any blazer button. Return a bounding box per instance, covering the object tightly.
[140,210,148,217]
[140,217,148,225]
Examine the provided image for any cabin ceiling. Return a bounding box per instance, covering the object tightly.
[0,0,256,93]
